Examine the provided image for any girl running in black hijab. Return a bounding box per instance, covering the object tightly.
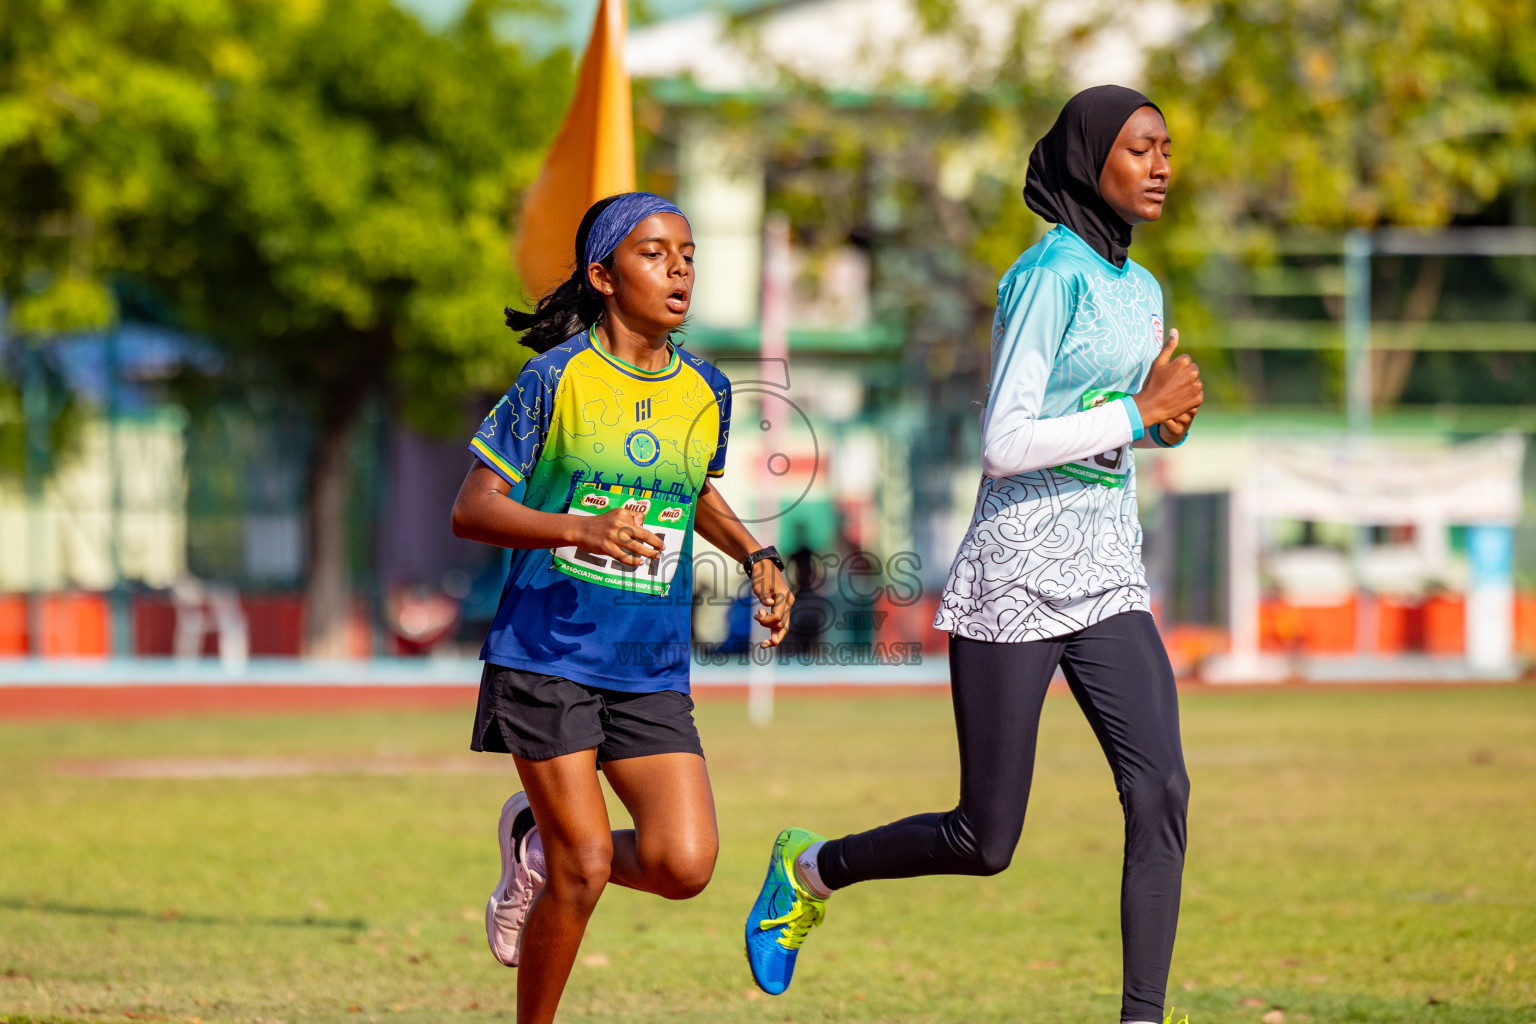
[743,86,1204,1024]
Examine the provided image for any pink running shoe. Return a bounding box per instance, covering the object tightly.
[486,791,545,967]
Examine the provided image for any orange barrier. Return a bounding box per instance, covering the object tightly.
[0,594,27,656]
[3,588,1530,662]
[1375,597,1424,653]
[1260,597,1355,654]
[1422,594,1466,655]
[1518,593,1536,658]
[1250,592,1499,657]
[874,593,946,655]
[1160,623,1229,675]
[37,592,110,658]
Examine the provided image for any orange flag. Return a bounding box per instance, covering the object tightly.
[515,0,636,301]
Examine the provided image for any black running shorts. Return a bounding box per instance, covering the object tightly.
[471,662,704,763]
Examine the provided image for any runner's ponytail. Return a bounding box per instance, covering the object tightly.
[505,195,624,353]
[503,264,609,353]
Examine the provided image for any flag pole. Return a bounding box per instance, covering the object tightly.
[748,211,791,726]
[514,0,635,297]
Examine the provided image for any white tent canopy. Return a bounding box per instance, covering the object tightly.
[1194,433,1527,683]
[1249,434,1524,526]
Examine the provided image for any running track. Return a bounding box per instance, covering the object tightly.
[2,679,1519,720]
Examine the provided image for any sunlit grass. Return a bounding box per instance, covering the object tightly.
[1,685,1533,1023]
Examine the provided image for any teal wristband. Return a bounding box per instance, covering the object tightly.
[1151,422,1189,448]
[1116,395,1145,442]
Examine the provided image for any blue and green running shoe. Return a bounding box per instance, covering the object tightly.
[744,827,827,995]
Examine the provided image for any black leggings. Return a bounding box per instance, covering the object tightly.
[817,610,1189,1023]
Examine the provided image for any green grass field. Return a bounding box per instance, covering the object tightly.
[1,686,1533,1024]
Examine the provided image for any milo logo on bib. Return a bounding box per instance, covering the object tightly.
[552,481,695,596]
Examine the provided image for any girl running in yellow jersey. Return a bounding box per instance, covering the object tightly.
[453,192,794,1024]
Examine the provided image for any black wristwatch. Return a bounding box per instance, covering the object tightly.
[742,545,784,574]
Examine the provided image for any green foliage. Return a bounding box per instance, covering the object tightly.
[0,355,81,481]
[1128,0,1536,404]
[725,0,1536,411]
[0,0,570,429]
[0,0,227,334]
[1147,0,1536,234]
[1,0,571,634]
[146,0,567,430]
[6,279,115,335]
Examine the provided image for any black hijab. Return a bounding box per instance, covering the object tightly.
[1024,85,1161,269]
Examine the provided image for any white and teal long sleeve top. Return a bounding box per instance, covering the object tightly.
[934,225,1171,642]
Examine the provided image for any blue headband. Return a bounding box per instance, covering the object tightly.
[582,192,687,294]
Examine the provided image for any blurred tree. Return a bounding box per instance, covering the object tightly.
[0,0,568,653]
[161,0,564,654]
[0,358,80,482]
[1149,0,1536,232]
[1141,0,1536,405]
[703,0,1536,412]
[0,0,221,571]
[0,0,219,334]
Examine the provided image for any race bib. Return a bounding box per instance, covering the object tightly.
[1054,389,1131,489]
[552,482,693,596]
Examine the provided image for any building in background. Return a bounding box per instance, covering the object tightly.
[2,0,1533,677]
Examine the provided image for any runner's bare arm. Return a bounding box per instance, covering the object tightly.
[694,481,794,647]
[450,462,662,565]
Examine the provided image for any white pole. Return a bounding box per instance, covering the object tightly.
[1343,230,1376,658]
[1465,524,1516,677]
[1345,231,1382,657]
[1227,481,1261,665]
[1343,230,1372,436]
[1204,474,1288,683]
[748,211,791,725]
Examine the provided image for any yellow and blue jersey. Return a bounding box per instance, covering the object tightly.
[467,327,731,692]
